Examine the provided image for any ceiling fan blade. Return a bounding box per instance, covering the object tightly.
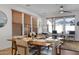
[64,11,72,13]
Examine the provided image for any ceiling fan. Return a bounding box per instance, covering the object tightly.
[59,5,72,14]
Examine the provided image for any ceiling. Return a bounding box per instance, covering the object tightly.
[21,4,79,18]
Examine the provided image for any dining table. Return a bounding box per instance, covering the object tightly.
[28,39,51,55]
[27,37,62,55]
[8,36,62,55]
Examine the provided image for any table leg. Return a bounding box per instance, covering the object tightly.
[52,43,56,55]
[37,46,41,55]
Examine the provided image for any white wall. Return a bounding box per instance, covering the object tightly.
[0,5,12,50]
[41,17,48,33]
[37,17,43,34]
[0,5,40,50]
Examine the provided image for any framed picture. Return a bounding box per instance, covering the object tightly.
[0,11,7,27]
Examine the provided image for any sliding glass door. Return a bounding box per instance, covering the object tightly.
[55,18,64,34]
[65,17,75,34]
[55,17,75,35]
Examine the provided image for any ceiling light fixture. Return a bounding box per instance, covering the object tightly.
[60,7,63,10]
[60,6,64,14]
[60,11,64,14]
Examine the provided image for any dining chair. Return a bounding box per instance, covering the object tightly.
[15,39,29,55]
[12,39,17,55]
[52,30,57,39]
[11,36,25,55]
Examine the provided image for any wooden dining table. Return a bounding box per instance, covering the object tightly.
[8,36,61,55]
[28,40,51,55]
[24,38,63,55]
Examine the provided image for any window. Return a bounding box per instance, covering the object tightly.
[47,16,75,36]
[47,20,52,33]
[65,17,75,34]
[55,18,64,34]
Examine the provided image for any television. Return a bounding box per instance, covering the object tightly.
[69,31,75,34]
[52,30,57,34]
